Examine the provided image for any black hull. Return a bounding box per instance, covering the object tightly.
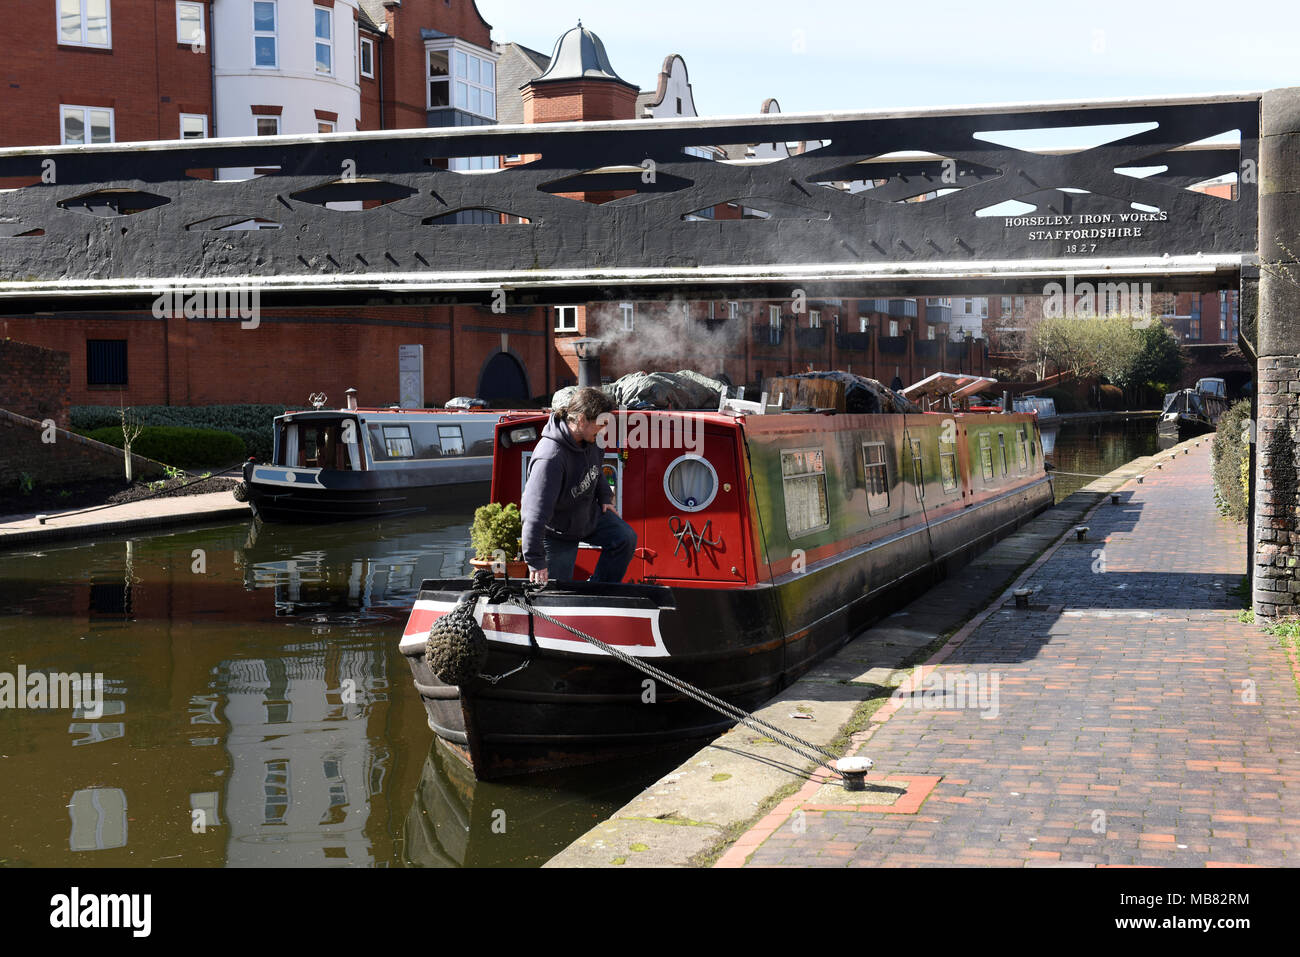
[1157,415,1214,441]
[246,479,489,523]
[401,477,1054,779]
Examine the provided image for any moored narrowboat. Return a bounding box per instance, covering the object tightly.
[237,400,505,523]
[399,384,1054,779]
[1158,377,1231,440]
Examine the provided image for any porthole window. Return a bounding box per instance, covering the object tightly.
[664,454,718,512]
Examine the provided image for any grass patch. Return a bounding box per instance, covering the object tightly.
[1236,609,1256,624]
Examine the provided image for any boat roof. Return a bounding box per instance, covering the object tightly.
[901,372,998,401]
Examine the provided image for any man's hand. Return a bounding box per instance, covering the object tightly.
[529,566,549,584]
[602,503,618,515]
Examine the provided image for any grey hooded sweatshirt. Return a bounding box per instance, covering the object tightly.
[521,413,612,570]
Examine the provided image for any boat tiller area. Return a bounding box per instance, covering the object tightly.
[432,571,873,787]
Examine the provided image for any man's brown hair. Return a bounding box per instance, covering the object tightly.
[559,386,614,424]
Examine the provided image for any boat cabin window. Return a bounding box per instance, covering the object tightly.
[862,442,890,514]
[978,434,994,481]
[781,448,829,537]
[997,433,1008,475]
[295,419,360,470]
[664,454,719,512]
[909,438,924,502]
[1016,428,1030,471]
[939,436,958,493]
[379,425,415,458]
[438,425,465,455]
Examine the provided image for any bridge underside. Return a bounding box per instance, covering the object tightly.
[0,93,1258,311]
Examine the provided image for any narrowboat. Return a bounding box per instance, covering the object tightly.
[1158,377,1231,440]
[398,383,1054,779]
[236,398,504,523]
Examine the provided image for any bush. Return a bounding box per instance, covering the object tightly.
[1037,387,1081,413]
[470,503,523,561]
[72,404,291,462]
[1098,384,1124,411]
[1212,399,1252,523]
[86,425,246,469]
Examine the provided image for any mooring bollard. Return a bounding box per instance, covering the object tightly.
[1075,525,1089,541]
[1137,475,1144,484]
[1014,587,1032,609]
[1111,493,1119,505]
[836,756,874,791]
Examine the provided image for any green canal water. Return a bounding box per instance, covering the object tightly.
[0,419,1156,867]
[0,515,693,868]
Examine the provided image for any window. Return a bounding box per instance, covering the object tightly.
[59,0,110,47]
[1016,428,1029,471]
[318,120,335,134]
[809,310,821,329]
[620,302,634,331]
[978,433,994,481]
[380,425,414,458]
[180,114,207,139]
[256,116,279,136]
[252,1,276,67]
[927,326,936,340]
[359,35,374,78]
[665,455,718,512]
[437,425,464,455]
[964,300,973,314]
[939,436,958,492]
[910,438,924,502]
[1001,296,1011,312]
[729,302,738,320]
[997,432,1008,474]
[87,340,127,386]
[768,305,781,345]
[862,442,890,514]
[176,2,203,46]
[427,41,496,118]
[889,320,899,337]
[263,760,289,825]
[314,5,332,75]
[555,306,578,332]
[61,105,113,145]
[781,448,829,537]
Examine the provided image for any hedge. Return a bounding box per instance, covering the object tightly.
[86,425,246,469]
[1211,399,1252,524]
[72,405,294,461]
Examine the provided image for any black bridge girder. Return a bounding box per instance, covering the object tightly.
[0,93,1260,309]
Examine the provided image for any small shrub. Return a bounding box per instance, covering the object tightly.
[87,425,246,469]
[470,503,523,561]
[1211,399,1251,523]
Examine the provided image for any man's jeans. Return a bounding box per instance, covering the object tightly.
[543,510,638,584]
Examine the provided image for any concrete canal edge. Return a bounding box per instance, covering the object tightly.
[544,435,1212,868]
[0,492,251,551]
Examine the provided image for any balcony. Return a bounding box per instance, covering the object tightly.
[925,304,952,324]
[753,325,783,347]
[794,326,827,349]
[888,299,918,319]
[878,336,908,355]
[861,299,891,315]
[836,331,871,352]
[915,340,941,360]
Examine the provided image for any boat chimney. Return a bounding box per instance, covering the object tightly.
[346,387,358,411]
[571,338,603,388]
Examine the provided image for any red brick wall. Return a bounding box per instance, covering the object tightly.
[1,305,553,408]
[382,0,493,129]
[0,409,165,492]
[0,0,211,148]
[523,80,638,123]
[0,339,71,427]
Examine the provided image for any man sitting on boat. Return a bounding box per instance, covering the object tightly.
[522,387,638,585]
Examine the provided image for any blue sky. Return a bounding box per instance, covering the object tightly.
[476,0,1299,116]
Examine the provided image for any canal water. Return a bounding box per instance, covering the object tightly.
[1041,417,1161,503]
[0,418,1157,868]
[0,516,693,868]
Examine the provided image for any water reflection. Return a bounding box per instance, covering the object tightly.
[1044,419,1159,503]
[0,514,664,867]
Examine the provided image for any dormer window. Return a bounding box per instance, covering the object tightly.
[426,38,497,119]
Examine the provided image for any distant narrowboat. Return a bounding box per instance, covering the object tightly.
[399,384,1054,778]
[1158,377,1231,440]
[237,399,504,523]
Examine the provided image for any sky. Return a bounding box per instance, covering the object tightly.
[475,0,1300,117]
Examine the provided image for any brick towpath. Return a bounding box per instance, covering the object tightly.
[721,443,1300,867]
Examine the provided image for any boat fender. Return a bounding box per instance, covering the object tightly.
[426,594,488,686]
[232,482,249,502]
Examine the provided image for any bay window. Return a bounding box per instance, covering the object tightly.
[427,40,497,119]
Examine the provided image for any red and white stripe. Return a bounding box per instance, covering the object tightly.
[399,597,668,658]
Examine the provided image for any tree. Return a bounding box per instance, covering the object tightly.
[119,402,144,482]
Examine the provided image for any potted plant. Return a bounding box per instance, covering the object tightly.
[469,502,528,578]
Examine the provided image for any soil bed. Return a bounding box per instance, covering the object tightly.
[4,476,240,518]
